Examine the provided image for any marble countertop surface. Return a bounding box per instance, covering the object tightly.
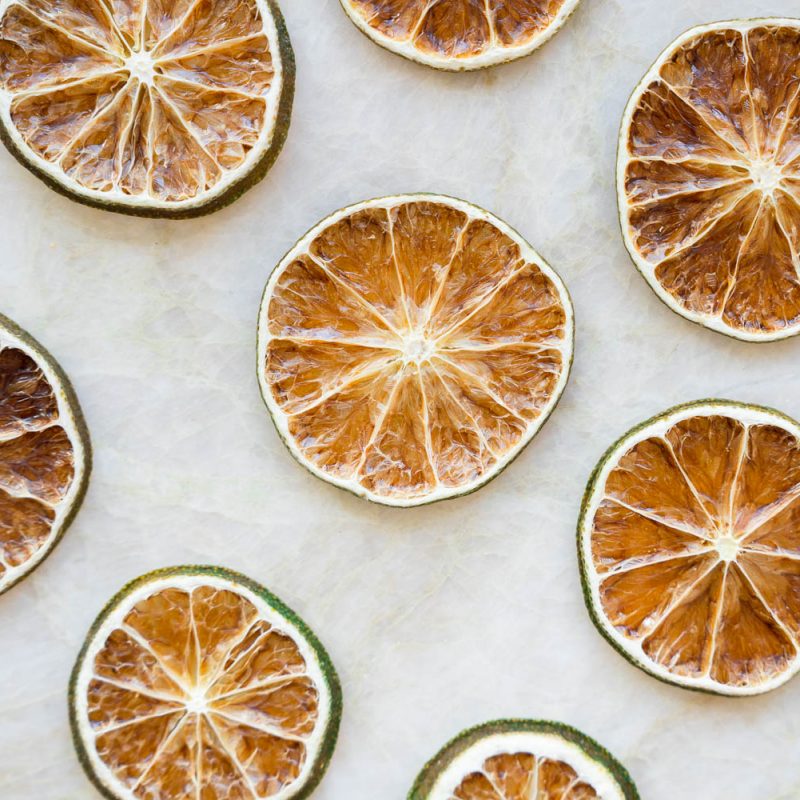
[2,1,800,798]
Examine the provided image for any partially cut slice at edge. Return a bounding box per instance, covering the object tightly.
[69,565,342,800]
[579,400,800,696]
[617,18,800,341]
[0,311,90,595]
[0,0,294,217]
[340,0,582,71]
[257,194,574,507]
[408,719,640,800]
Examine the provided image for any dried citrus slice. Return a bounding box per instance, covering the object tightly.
[579,400,800,696]
[340,0,581,71]
[257,194,574,507]
[70,566,341,800]
[0,312,90,595]
[0,0,293,217]
[618,19,800,341]
[408,719,639,800]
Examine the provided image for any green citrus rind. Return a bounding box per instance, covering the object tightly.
[69,564,343,800]
[256,192,575,508]
[0,0,295,219]
[408,718,640,800]
[578,398,800,697]
[0,311,92,596]
[616,17,800,343]
[339,0,582,72]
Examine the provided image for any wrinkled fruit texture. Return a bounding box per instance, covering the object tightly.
[263,199,571,504]
[621,22,800,337]
[589,412,800,690]
[346,0,569,62]
[83,583,322,799]
[0,0,278,204]
[0,345,75,589]
[450,751,599,799]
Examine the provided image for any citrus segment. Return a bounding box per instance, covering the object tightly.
[618,19,800,340]
[408,720,639,800]
[71,567,341,800]
[580,401,800,694]
[0,315,89,594]
[258,195,573,506]
[0,0,292,216]
[340,0,580,71]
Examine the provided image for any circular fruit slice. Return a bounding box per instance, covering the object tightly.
[340,0,581,71]
[257,194,574,507]
[579,400,800,696]
[408,719,639,800]
[618,18,800,341]
[0,312,90,595]
[70,566,342,800]
[0,0,293,217]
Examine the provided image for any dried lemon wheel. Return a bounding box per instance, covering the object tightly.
[257,194,574,507]
[0,0,293,217]
[618,19,800,341]
[70,566,342,800]
[0,312,90,595]
[340,0,581,71]
[579,401,800,696]
[408,719,639,800]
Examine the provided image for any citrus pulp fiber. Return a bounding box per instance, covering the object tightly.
[580,401,800,695]
[408,719,639,800]
[340,0,581,71]
[257,194,574,507]
[0,0,293,217]
[618,19,800,341]
[70,566,341,800]
[0,312,90,595]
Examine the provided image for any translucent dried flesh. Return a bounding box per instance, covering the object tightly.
[85,583,322,799]
[345,0,569,63]
[264,200,570,503]
[0,346,75,584]
[449,750,599,799]
[621,23,800,336]
[0,0,277,204]
[590,412,800,689]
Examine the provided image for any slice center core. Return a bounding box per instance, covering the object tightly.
[185,691,207,714]
[716,533,740,562]
[126,51,156,84]
[750,160,784,195]
[403,336,434,363]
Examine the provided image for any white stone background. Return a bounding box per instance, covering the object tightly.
[2,0,800,798]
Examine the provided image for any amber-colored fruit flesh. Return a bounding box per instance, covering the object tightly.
[591,413,800,688]
[0,0,276,203]
[622,24,800,335]
[346,0,568,59]
[0,346,75,582]
[264,200,569,502]
[450,750,599,799]
[86,583,321,799]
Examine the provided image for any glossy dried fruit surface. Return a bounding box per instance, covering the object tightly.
[618,19,800,341]
[408,720,639,800]
[340,0,581,71]
[257,195,574,507]
[0,0,292,216]
[70,566,341,800]
[0,313,89,595]
[580,401,800,695]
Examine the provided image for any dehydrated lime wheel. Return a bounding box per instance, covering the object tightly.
[257,194,574,507]
[579,400,800,696]
[0,312,90,595]
[70,566,342,800]
[0,0,294,217]
[618,18,800,341]
[408,719,639,800]
[340,0,581,71]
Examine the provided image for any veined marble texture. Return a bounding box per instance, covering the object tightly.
[1,1,800,799]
